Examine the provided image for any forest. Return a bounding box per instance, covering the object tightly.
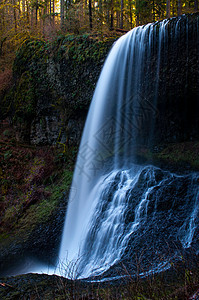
[0,0,199,58]
[0,0,199,297]
[0,0,198,96]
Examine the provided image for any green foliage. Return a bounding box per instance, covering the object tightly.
[3,205,21,226]
[0,165,73,246]
[3,149,12,160]
[53,34,116,63]
[45,168,73,203]
[2,129,12,137]
[14,71,36,120]
[66,36,114,62]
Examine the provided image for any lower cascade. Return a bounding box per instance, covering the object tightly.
[57,14,199,279]
[59,165,199,279]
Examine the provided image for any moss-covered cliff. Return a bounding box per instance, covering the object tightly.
[1,34,117,145]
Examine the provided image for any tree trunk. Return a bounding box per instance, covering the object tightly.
[49,0,52,23]
[136,0,140,26]
[172,0,175,16]
[166,0,170,18]
[177,0,182,16]
[99,0,102,15]
[0,5,5,31]
[107,9,109,26]
[18,0,21,16]
[26,0,30,23]
[35,0,38,25]
[43,0,46,34]
[110,12,113,29]
[98,0,102,27]
[52,0,55,25]
[194,0,198,11]
[116,11,118,27]
[120,0,123,29]
[152,0,155,22]
[12,0,17,31]
[89,0,92,29]
[60,0,65,29]
[110,0,113,29]
[129,0,132,28]
[22,0,25,12]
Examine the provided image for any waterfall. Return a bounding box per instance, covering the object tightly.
[58,15,199,279]
[4,14,198,279]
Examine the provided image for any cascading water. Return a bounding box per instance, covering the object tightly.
[57,15,199,279]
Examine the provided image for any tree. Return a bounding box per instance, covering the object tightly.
[177,0,182,15]
[60,0,65,29]
[0,0,198,52]
[194,0,198,11]
[89,0,92,29]
[166,0,170,18]
[120,0,123,29]
[136,0,140,26]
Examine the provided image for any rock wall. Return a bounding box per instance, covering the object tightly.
[2,35,116,145]
[154,13,199,145]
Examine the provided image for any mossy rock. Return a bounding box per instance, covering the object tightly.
[13,71,36,121]
[1,34,117,145]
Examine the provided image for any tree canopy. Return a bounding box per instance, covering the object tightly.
[0,0,198,63]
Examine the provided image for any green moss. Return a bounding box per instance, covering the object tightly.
[1,87,15,118]
[4,205,21,224]
[133,142,199,171]
[0,164,73,252]
[13,71,36,120]
[2,70,37,123]
[19,199,57,230]
[13,39,49,77]
[13,168,73,234]
[2,34,116,122]
[156,141,199,170]
[53,34,116,63]
[46,169,73,201]
[0,233,10,243]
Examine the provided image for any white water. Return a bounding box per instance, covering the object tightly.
[58,24,158,276]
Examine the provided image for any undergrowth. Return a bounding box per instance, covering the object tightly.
[0,119,76,236]
[0,253,199,299]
